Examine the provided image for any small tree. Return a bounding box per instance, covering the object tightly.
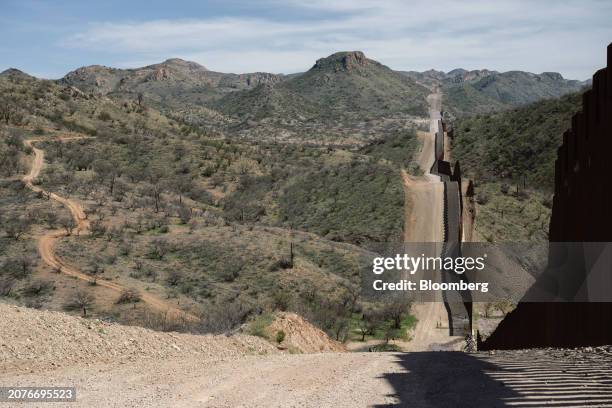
[116,288,141,305]
[382,323,403,345]
[22,280,53,297]
[177,204,192,225]
[382,297,412,329]
[93,158,122,195]
[58,216,76,235]
[147,238,168,260]
[358,308,383,341]
[3,217,30,240]
[45,211,58,229]
[65,290,95,317]
[166,270,182,286]
[0,101,17,124]
[89,219,107,238]
[86,260,104,285]
[3,254,35,279]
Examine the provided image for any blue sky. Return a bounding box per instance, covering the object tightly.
[1,0,611,80]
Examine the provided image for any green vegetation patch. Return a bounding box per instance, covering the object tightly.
[279,158,404,246]
[473,182,551,242]
[452,92,581,190]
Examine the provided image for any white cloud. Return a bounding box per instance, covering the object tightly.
[62,0,612,79]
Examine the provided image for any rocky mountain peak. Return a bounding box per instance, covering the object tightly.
[311,51,372,73]
[159,58,207,71]
[0,68,35,81]
[539,72,564,81]
[1,68,25,76]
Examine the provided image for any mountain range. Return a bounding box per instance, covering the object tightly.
[2,50,588,129]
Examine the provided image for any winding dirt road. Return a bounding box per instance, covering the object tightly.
[23,138,197,321]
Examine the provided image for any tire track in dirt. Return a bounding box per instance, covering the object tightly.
[23,137,198,322]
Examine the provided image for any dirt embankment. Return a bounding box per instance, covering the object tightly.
[3,304,611,408]
[0,303,278,375]
[266,312,345,353]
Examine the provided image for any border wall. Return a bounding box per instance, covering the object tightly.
[431,116,472,335]
[480,43,612,350]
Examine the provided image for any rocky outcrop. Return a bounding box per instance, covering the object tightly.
[62,86,88,99]
[147,67,171,82]
[159,58,207,71]
[59,59,284,106]
[60,65,120,94]
[312,51,373,73]
[239,72,283,87]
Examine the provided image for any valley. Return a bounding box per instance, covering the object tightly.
[0,48,589,343]
[0,39,608,407]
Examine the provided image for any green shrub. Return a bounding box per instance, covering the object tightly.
[276,330,286,344]
[369,343,402,352]
[247,313,275,338]
[97,111,112,121]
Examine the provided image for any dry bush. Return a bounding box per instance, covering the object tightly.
[116,288,141,304]
[63,289,95,316]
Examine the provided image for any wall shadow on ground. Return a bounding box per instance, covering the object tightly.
[375,350,612,407]
[373,352,516,407]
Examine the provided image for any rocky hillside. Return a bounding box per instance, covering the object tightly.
[403,68,587,117]
[59,58,284,110]
[449,91,583,242]
[452,92,582,189]
[54,53,587,127]
[0,67,179,136]
[215,51,429,122]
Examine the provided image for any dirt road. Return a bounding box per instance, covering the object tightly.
[3,304,611,407]
[4,346,611,407]
[402,89,463,351]
[401,171,444,243]
[23,138,196,321]
[403,89,444,242]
